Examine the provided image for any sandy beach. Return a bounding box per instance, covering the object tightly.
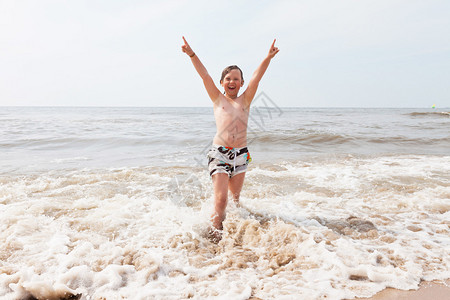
[357,280,450,300]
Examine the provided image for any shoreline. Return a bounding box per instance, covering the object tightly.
[19,280,450,300]
[355,279,450,300]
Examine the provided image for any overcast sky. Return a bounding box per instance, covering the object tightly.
[1,0,449,107]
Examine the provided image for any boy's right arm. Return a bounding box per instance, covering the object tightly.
[182,37,220,103]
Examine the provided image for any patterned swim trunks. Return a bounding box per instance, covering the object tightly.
[207,144,252,178]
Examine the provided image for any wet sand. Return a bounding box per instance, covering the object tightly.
[357,280,450,300]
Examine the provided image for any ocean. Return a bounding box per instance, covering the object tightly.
[0,106,449,299]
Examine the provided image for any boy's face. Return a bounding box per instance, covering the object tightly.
[221,69,243,99]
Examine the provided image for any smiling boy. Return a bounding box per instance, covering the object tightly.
[181,37,279,241]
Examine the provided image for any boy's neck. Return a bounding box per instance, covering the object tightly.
[225,93,238,100]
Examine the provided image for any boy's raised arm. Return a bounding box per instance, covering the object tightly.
[182,37,220,103]
[243,39,280,107]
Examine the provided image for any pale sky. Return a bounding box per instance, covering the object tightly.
[1,0,449,107]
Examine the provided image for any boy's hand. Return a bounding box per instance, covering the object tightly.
[181,36,195,57]
[268,39,280,59]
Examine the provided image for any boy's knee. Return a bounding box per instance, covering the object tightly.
[231,192,240,201]
[216,190,227,200]
[215,193,227,207]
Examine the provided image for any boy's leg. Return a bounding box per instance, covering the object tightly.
[211,173,229,230]
[228,172,246,205]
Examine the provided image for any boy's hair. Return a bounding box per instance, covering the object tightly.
[220,65,244,84]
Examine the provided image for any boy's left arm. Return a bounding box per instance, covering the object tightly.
[243,39,280,107]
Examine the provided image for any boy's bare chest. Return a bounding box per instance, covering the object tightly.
[214,98,249,119]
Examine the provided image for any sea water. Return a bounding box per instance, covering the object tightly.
[0,106,449,299]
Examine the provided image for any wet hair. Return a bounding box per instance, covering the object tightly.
[220,65,244,84]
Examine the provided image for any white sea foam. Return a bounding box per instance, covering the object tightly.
[1,107,449,298]
[1,155,449,299]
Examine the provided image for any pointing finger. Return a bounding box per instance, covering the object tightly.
[271,39,276,48]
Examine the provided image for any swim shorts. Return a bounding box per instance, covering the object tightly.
[207,144,252,178]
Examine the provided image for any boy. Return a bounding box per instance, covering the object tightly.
[181,36,279,241]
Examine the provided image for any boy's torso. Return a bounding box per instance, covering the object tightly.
[212,95,249,148]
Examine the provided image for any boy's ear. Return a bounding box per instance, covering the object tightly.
[241,81,244,86]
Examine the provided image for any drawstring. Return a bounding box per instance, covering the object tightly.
[232,148,236,172]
